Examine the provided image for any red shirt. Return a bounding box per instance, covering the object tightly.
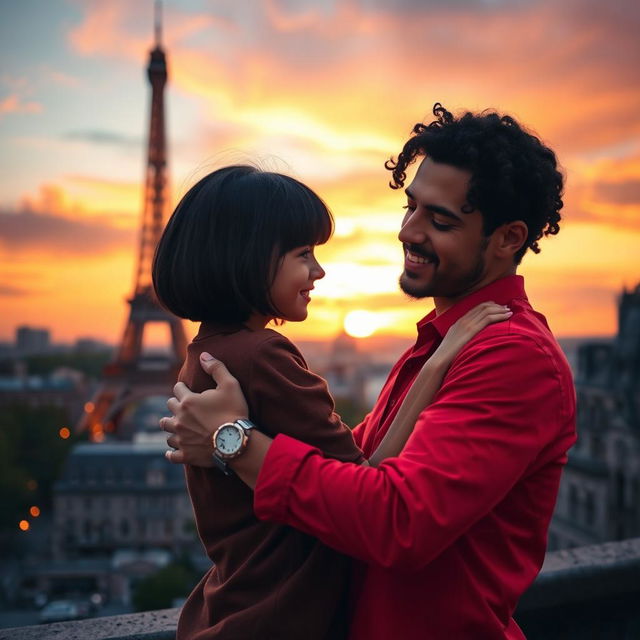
[254,276,576,639]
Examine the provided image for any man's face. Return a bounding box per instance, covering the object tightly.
[398,157,490,306]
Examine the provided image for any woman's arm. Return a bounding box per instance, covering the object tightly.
[367,302,511,467]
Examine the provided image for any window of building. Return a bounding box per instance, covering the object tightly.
[101,520,113,541]
[569,484,579,520]
[615,470,626,509]
[591,434,606,460]
[585,490,595,527]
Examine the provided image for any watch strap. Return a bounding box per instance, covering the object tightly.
[235,418,255,432]
[212,453,234,476]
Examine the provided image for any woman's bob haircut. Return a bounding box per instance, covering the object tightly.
[152,165,333,324]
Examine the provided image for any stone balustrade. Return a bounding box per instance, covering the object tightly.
[3,537,639,640]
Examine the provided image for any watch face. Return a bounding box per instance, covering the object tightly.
[215,424,243,455]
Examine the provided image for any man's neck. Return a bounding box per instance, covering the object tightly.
[433,267,518,316]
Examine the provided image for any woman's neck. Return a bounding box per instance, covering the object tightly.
[245,313,271,331]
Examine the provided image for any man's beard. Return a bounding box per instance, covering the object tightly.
[399,243,487,300]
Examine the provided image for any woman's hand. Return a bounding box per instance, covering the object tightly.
[430,301,512,369]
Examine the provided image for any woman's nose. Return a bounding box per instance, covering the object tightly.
[313,259,325,280]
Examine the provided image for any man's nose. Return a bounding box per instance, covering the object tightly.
[398,209,426,245]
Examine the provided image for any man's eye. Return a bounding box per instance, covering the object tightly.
[432,219,453,231]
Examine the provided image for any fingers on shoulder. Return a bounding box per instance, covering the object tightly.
[199,353,244,392]
[465,302,512,329]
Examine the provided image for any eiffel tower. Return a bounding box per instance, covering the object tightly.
[78,2,187,441]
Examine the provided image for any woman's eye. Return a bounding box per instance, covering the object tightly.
[402,204,415,212]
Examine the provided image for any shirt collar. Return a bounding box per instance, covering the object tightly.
[417,275,528,340]
[195,321,250,341]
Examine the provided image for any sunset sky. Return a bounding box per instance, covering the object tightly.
[1,0,639,346]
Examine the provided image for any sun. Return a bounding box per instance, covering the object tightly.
[343,310,379,338]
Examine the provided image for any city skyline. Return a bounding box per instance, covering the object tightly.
[1,0,639,345]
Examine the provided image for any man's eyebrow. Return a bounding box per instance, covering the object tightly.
[405,188,462,222]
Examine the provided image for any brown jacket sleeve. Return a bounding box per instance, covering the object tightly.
[245,333,364,464]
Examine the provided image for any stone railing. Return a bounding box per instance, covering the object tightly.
[0,608,178,640]
[3,537,640,640]
[515,537,640,639]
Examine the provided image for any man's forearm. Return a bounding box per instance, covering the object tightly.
[228,430,273,489]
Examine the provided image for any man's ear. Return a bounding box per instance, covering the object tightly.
[493,221,528,260]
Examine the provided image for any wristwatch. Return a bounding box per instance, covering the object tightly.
[212,418,255,476]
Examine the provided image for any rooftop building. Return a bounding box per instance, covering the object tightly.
[548,284,640,550]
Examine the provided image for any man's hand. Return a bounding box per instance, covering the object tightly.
[160,352,250,467]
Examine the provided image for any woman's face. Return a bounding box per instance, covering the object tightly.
[269,245,326,322]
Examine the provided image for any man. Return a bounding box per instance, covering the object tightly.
[161,104,576,639]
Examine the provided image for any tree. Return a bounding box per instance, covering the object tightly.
[132,561,199,612]
[0,403,79,531]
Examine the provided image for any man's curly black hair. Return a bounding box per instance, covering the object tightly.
[385,103,564,263]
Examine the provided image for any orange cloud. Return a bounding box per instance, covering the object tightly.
[1,180,139,256]
[0,94,42,116]
[0,209,134,257]
[67,0,233,60]
[0,284,31,298]
[60,176,142,222]
[15,178,149,228]
[67,0,149,61]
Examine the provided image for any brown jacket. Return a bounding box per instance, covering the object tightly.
[176,323,364,640]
